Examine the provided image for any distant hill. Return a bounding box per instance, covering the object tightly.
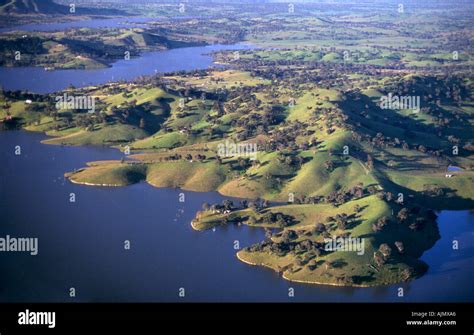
[0,0,124,15]
[0,0,70,14]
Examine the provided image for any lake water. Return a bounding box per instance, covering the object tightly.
[0,131,472,302]
[0,44,252,94]
[447,165,462,172]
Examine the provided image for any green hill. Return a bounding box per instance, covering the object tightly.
[0,0,72,14]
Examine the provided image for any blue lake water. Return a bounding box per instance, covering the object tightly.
[447,165,462,172]
[0,131,472,302]
[0,44,252,94]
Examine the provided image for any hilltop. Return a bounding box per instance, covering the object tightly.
[0,0,124,15]
[0,0,69,14]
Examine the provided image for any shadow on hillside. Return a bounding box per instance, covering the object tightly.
[125,97,173,134]
[375,166,474,210]
[337,91,447,149]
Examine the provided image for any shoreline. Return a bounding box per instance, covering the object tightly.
[236,251,395,288]
[67,178,125,187]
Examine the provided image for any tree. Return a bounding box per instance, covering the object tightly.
[249,200,258,211]
[401,267,415,281]
[314,223,326,234]
[238,157,249,169]
[264,228,273,240]
[222,200,234,211]
[374,252,385,266]
[395,241,404,254]
[139,117,146,129]
[418,145,427,153]
[397,208,409,222]
[367,154,374,170]
[281,230,298,242]
[367,186,378,194]
[409,217,425,231]
[196,154,206,161]
[372,216,388,232]
[248,216,257,225]
[324,160,335,171]
[335,213,349,230]
[379,243,392,258]
[307,259,318,271]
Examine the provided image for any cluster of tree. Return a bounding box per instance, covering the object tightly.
[397,208,409,222]
[287,184,366,208]
[325,183,366,206]
[313,223,328,236]
[326,213,351,230]
[165,153,206,162]
[234,105,285,141]
[288,194,325,205]
[376,191,402,204]
[236,54,389,87]
[74,112,107,130]
[245,238,322,259]
[262,120,316,152]
[184,153,206,161]
[401,206,437,231]
[275,152,304,169]
[401,267,416,281]
[383,75,468,108]
[324,160,335,171]
[342,91,451,157]
[294,243,322,265]
[373,243,392,267]
[422,184,445,197]
[245,198,270,212]
[250,211,296,228]
[235,157,252,169]
[202,197,272,217]
[202,199,234,213]
[372,216,389,232]
[0,36,46,67]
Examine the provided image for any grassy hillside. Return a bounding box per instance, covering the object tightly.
[0,0,69,14]
[0,0,124,15]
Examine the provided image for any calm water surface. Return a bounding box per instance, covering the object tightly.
[0,44,252,93]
